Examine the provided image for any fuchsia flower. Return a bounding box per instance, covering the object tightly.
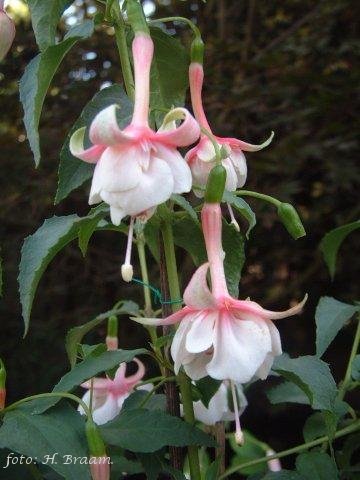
[0,1,15,61]
[89,457,110,480]
[70,33,200,226]
[186,62,273,196]
[78,358,148,425]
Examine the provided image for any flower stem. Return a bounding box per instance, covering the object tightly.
[219,420,360,479]
[339,313,360,400]
[235,189,281,207]
[112,2,135,100]
[137,234,153,316]
[149,16,201,38]
[161,214,201,480]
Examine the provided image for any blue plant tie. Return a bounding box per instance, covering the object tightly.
[132,278,183,306]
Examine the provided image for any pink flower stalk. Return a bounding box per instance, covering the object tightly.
[0,388,5,410]
[0,1,15,61]
[70,33,200,227]
[186,62,273,197]
[89,456,111,480]
[132,202,306,441]
[78,358,149,425]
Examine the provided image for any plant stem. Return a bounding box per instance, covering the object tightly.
[112,1,135,100]
[137,235,153,316]
[339,313,360,400]
[219,420,360,479]
[235,189,281,207]
[2,392,92,419]
[149,16,201,38]
[161,214,201,480]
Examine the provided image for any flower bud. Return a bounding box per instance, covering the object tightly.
[277,202,306,239]
[191,36,204,64]
[267,449,282,472]
[106,316,118,350]
[0,4,15,61]
[0,358,6,410]
[89,456,110,480]
[86,420,107,457]
[204,164,227,203]
[126,0,149,35]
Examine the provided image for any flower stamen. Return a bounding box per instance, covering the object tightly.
[231,380,244,445]
[121,217,135,282]
[227,203,240,232]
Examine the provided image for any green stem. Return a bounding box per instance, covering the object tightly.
[150,16,201,38]
[112,2,135,100]
[235,189,281,207]
[219,420,360,479]
[161,214,201,480]
[26,463,43,480]
[201,127,222,164]
[137,236,153,316]
[339,313,360,400]
[2,392,92,419]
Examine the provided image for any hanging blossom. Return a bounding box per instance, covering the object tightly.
[78,358,149,425]
[192,381,247,427]
[0,0,15,61]
[132,202,306,442]
[186,61,273,202]
[70,32,200,280]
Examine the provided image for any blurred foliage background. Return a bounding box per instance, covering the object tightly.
[0,0,359,470]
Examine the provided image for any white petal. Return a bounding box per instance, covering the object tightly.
[184,353,209,381]
[183,263,215,309]
[92,394,120,425]
[230,149,247,188]
[89,105,133,146]
[171,318,193,374]
[77,390,107,416]
[207,315,272,383]
[193,383,229,425]
[185,311,217,353]
[267,320,282,356]
[154,144,192,193]
[197,139,216,162]
[110,206,126,226]
[222,158,238,192]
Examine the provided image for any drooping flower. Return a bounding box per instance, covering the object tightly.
[186,62,273,197]
[132,201,306,442]
[70,33,200,227]
[78,358,149,425]
[192,381,247,427]
[0,0,15,61]
[89,456,111,480]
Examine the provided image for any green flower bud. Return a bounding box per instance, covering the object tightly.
[86,420,107,457]
[0,358,6,389]
[204,164,227,204]
[277,203,306,239]
[126,0,149,35]
[191,36,204,64]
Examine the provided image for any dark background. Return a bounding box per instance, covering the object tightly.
[0,0,359,473]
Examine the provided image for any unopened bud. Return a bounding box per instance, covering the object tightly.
[204,164,227,203]
[121,263,133,282]
[90,456,111,480]
[277,202,306,239]
[106,336,118,351]
[267,449,282,472]
[0,6,15,61]
[190,36,204,64]
[106,316,118,350]
[86,420,107,457]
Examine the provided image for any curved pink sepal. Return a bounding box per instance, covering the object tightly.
[156,108,200,147]
[223,131,274,152]
[89,105,134,146]
[69,127,105,163]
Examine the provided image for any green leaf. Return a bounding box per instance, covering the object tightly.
[223,190,256,237]
[303,412,328,442]
[78,204,110,255]
[171,194,198,222]
[351,355,360,380]
[320,221,360,279]
[315,296,358,357]
[205,458,221,480]
[122,390,166,411]
[261,471,305,480]
[229,431,267,476]
[267,381,310,406]
[34,349,147,414]
[223,221,245,297]
[100,408,216,452]
[27,0,74,50]
[195,376,222,409]
[65,301,139,367]
[149,27,189,123]
[18,207,108,334]
[137,452,186,480]
[296,452,339,480]
[173,216,207,266]
[272,355,338,411]
[55,85,133,203]
[0,402,91,479]
[19,20,94,166]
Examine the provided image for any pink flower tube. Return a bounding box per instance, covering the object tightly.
[70,33,200,226]
[0,1,15,61]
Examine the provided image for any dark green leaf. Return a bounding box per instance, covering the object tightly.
[55,85,133,203]
[171,194,198,223]
[261,471,305,480]
[303,412,328,442]
[65,301,139,367]
[0,402,91,479]
[33,349,147,414]
[27,0,73,50]
[296,452,339,480]
[137,451,186,480]
[149,27,189,123]
[272,355,337,411]
[229,431,267,476]
[18,207,108,334]
[173,216,206,266]
[205,458,221,480]
[223,190,256,237]
[223,221,245,297]
[110,455,143,476]
[77,204,110,255]
[19,20,94,166]
[315,296,358,357]
[351,355,360,381]
[100,408,216,452]
[266,381,310,406]
[122,390,166,411]
[195,376,222,409]
[320,221,360,279]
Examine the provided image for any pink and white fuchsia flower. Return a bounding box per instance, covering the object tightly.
[186,62,273,196]
[78,358,149,425]
[70,32,200,226]
[132,202,306,441]
[0,1,15,61]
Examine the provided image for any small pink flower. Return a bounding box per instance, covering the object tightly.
[186,62,273,196]
[133,203,306,384]
[78,358,149,425]
[89,456,111,480]
[70,33,200,225]
[0,1,15,61]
